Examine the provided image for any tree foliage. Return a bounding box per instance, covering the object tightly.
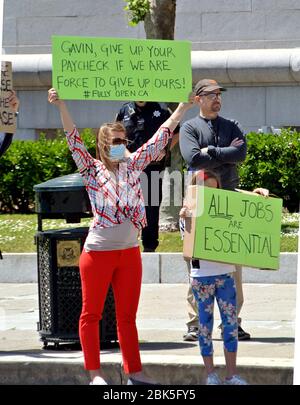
[124,0,150,26]
[239,129,300,212]
[0,130,96,213]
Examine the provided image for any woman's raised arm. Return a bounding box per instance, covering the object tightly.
[48,88,74,133]
[47,88,95,179]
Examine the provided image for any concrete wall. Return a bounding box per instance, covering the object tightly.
[13,84,300,140]
[2,0,144,55]
[3,0,300,53]
[3,2,300,136]
[176,0,300,50]
[5,49,300,140]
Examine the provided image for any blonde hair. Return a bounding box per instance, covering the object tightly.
[96,122,126,172]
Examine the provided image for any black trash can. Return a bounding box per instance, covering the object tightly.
[34,173,93,231]
[34,174,117,349]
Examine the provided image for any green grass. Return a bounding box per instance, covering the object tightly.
[157,231,183,252]
[0,214,91,253]
[279,235,298,252]
[0,213,298,253]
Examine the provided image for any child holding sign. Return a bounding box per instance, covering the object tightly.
[48,87,194,385]
[180,170,247,385]
[180,170,269,385]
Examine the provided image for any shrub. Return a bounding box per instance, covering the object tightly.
[239,129,300,212]
[0,129,96,213]
[1,128,299,213]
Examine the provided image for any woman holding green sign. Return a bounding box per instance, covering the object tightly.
[48,87,194,385]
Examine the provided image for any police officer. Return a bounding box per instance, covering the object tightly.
[116,101,179,252]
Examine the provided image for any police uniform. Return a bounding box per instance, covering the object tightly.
[116,101,179,251]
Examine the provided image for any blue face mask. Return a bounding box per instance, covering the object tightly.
[109,144,126,161]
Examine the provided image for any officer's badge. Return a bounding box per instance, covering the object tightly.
[153,110,161,118]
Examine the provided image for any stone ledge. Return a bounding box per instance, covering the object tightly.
[0,252,298,284]
[5,49,300,89]
[0,354,293,385]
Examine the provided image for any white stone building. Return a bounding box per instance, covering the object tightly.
[2,0,300,139]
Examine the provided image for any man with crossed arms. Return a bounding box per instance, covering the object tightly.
[179,79,250,342]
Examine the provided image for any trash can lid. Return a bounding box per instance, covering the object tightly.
[33,173,85,192]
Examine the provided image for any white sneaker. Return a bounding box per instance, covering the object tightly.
[206,372,222,385]
[224,375,248,385]
[90,376,108,385]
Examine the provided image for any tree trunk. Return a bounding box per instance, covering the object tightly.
[144,0,176,40]
[159,142,183,231]
[144,1,181,230]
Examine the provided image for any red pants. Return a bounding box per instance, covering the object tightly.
[79,247,142,373]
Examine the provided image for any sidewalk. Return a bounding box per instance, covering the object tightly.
[0,283,296,385]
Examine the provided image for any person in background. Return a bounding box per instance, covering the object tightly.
[116,101,179,252]
[48,87,194,385]
[0,90,20,260]
[0,90,20,158]
[179,78,250,342]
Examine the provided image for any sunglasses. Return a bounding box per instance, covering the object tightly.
[111,137,132,146]
[201,92,222,100]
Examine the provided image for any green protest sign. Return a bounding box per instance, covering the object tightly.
[52,35,192,102]
[183,186,282,270]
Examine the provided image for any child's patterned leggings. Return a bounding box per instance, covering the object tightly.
[191,273,238,356]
